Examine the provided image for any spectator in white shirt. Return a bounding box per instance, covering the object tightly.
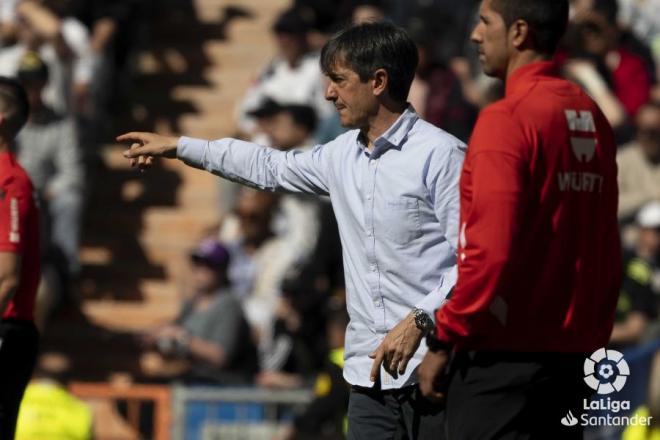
[236,8,334,138]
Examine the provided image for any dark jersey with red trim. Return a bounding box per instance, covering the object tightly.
[0,151,40,321]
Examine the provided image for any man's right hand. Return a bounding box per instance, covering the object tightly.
[418,349,450,403]
[117,132,181,171]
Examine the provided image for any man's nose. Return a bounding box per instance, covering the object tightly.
[325,82,337,101]
[470,23,483,44]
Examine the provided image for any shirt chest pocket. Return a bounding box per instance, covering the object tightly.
[381,198,423,245]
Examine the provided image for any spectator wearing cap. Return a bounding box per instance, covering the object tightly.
[611,201,660,349]
[269,104,318,150]
[618,101,660,222]
[215,98,285,216]
[140,239,257,383]
[236,7,334,139]
[266,104,323,266]
[15,51,84,313]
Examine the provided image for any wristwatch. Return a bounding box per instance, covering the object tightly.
[412,308,435,334]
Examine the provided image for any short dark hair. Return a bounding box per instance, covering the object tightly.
[491,0,569,55]
[282,104,317,133]
[0,77,29,138]
[592,0,619,26]
[272,7,309,35]
[320,21,419,102]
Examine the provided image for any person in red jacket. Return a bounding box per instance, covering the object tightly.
[418,0,621,438]
[0,77,40,440]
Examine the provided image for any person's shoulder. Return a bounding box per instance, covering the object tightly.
[479,76,592,128]
[0,155,32,194]
[329,128,359,144]
[412,118,467,153]
[473,101,518,132]
[257,57,285,81]
[212,289,242,310]
[480,98,514,118]
[504,74,585,112]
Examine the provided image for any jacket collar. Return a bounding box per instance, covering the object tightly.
[505,61,560,97]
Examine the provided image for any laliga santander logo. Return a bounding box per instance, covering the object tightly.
[584,348,630,395]
[560,349,651,428]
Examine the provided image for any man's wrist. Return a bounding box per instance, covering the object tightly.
[167,136,181,158]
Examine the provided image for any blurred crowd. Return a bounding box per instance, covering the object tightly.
[3,0,660,438]
[0,0,148,329]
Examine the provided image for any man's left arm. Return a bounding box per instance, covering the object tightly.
[415,144,465,317]
[0,186,26,316]
[369,143,465,380]
[0,252,21,316]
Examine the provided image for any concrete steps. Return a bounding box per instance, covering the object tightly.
[43,0,288,379]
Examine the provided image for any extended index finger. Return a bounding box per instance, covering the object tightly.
[370,348,384,382]
[116,132,150,144]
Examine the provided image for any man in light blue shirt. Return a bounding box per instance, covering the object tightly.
[120,22,464,440]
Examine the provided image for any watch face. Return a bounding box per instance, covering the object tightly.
[415,311,433,332]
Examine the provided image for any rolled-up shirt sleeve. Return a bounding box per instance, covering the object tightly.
[177,136,330,195]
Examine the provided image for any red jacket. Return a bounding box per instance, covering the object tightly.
[435,62,621,353]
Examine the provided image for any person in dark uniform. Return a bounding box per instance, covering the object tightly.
[0,77,40,440]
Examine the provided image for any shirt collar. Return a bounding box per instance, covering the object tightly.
[358,105,419,159]
[505,61,560,97]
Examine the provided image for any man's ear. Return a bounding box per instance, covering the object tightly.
[372,68,389,97]
[509,19,531,50]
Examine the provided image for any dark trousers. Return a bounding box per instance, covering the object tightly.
[445,351,591,440]
[347,381,445,440]
[0,320,39,440]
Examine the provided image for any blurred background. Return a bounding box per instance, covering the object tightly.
[1,0,659,438]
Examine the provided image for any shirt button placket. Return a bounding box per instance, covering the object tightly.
[368,157,383,318]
